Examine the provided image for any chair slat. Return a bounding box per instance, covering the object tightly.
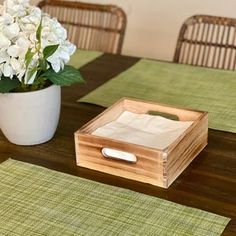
[174,15,236,70]
[38,0,127,54]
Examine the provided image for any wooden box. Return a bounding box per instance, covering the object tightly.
[75,98,208,188]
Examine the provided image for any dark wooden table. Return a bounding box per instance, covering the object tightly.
[0,54,235,235]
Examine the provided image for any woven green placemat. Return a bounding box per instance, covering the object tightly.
[0,159,230,236]
[79,59,236,133]
[69,49,102,69]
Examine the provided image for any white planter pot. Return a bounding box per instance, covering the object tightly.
[0,85,61,145]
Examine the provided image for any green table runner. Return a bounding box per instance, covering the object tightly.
[80,59,236,133]
[0,159,230,236]
[69,49,102,68]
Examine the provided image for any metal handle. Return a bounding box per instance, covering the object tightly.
[101,148,137,163]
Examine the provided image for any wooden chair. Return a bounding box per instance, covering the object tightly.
[173,15,236,70]
[38,0,127,54]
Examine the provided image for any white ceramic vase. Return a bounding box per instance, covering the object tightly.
[0,85,61,145]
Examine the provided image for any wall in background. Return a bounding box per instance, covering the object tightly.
[25,0,236,60]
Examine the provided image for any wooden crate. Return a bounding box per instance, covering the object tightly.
[74,98,208,188]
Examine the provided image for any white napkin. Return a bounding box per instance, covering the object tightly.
[92,111,193,150]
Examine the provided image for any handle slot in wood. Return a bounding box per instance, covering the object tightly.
[147,110,179,121]
[101,148,137,163]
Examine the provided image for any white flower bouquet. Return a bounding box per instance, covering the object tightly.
[0,0,83,93]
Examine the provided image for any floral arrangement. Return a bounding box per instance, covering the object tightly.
[0,0,83,93]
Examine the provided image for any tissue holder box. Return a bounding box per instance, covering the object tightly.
[74,98,208,188]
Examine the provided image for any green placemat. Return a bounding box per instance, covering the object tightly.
[79,59,236,133]
[69,49,102,68]
[0,159,230,236]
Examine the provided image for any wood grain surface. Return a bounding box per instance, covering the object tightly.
[76,98,208,188]
[0,54,235,235]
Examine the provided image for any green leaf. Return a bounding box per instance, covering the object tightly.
[0,77,21,93]
[39,58,47,71]
[43,44,59,59]
[42,65,84,86]
[31,76,48,91]
[36,18,42,43]
[25,48,34,68]
[25,67,37,84]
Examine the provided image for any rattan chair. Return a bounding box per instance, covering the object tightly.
[38,0,126,54]
[174,15,236,70]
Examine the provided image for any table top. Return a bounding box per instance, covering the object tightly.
[0,54,235,235]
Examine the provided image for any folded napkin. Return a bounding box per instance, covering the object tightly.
[92,111,193,149]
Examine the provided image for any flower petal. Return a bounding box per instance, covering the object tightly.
[0,50,10,63]
[7,45,21,57]
[50,60,61,73]
[0,33,11,48]
[3,63,13,78]
[10,57,22,71]
[3,23,20,39]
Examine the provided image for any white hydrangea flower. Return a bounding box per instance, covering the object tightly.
[0,0,76,84]
[41,15,75,72]
[47,43,76,72]
[4,0,29,17]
